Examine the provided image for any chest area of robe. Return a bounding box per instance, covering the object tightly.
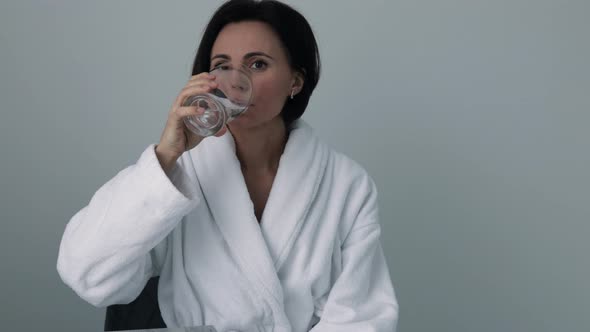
[158,178,353,331]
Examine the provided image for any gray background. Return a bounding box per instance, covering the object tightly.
[1,0,588,331]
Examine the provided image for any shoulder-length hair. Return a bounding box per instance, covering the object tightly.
[192,0,321,126]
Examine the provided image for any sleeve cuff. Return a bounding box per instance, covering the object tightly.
[134,144,201,220]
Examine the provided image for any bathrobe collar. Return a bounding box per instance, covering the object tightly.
[190,119,329,312]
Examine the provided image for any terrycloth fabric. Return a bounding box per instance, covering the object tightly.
[57,119,398,332]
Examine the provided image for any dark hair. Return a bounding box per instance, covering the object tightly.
[192,0,321,126]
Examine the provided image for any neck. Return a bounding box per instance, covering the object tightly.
[229,117,288,173]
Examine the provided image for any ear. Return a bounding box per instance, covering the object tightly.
[290,70,305,96]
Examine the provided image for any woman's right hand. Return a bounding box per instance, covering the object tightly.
[155,72,228,172]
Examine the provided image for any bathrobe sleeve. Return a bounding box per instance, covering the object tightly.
[57,144,200,307]
[311,176,399,332]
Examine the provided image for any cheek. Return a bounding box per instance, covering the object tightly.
[254,76,289,107]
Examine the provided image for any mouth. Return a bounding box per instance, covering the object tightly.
[228,98,251,106]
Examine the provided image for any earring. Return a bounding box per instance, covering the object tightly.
[290,89,295,100]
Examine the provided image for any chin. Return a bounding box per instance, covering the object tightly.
[229,110,283,130]
[227,116,253,131]
[230,114,249,126]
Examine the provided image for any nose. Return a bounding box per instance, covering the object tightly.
[230,70,248,92]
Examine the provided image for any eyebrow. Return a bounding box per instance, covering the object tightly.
[211,52,274,62]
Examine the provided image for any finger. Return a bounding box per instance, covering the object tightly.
[185,80,217,90]
[173,106,206,119]
[174,85,215,108]
[187,77,216,87]
[188,72,211,80]
[189,72,216,82]
[181,83,212,93]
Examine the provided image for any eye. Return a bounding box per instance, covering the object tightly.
[249,60,267,70]
[212,63,231,71]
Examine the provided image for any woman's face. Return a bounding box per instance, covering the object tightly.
[209,21,302,130]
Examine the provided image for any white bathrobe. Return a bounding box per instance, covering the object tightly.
[57,119,398,332]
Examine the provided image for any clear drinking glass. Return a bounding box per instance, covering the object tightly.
[182,66,253,137]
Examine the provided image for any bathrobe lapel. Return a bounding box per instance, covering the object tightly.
[190,120,329,312]
[191,130,285,311]
[258,120,329,270]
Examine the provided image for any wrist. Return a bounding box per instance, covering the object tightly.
[155,145,179,173]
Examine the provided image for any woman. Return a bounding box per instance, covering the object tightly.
[57,1,399,331]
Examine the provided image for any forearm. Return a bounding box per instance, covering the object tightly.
[56,145,199,306]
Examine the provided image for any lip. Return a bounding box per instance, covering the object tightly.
[228,98,251,106]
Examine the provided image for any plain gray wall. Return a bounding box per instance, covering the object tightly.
[1,0,588,331]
